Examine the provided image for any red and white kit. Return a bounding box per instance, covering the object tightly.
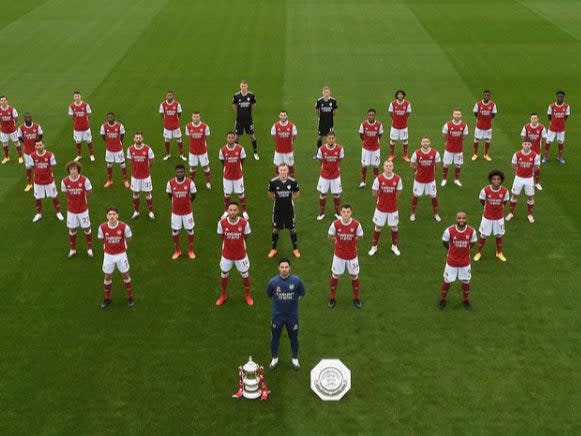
[317,144,344,194]
[68,101,92,143]
[372,174,402,227]
[219,143,246,195]
[359,120,383,167]
[217,216,251,272]
[185,121,210,167]
[61,175,92,229]
[100,122,125,163]
[473,100,497,140]
[442,225,477,282]
[29,150,57,199]
[98,221,132,274]
[127,144,155,192]
[521,123,547,155]
[411,148,440,197]
[271,121,297,167]
[18,122,43,164]
[479,185,509,236]
[328,218,363,276]
[0,105,19,144]
[160,100,183,139]
[166,178,197,230]
[442,120,469,165]
[388,99,411,141]
[547,102,570,143]
[511,150,540,196]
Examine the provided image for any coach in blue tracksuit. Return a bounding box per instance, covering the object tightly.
[267,258,305,371]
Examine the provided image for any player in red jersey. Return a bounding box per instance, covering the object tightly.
[328,204,364,308]
[68,91,95,162]
[410,137,441,222]
[216,201,253,306]
[100,112,129,189]
[166,164,197,260]
[368,159,402,257]
[388,90,412,161]
[219,131,249,219]
[97,206,134,309]
[439,211,477,310]
[506,138,540,224]
[474,170,509,262]
[61,161,93,258]
[271,110,297,177]
[0,96,20,164]
[27,141,64,223]
[358,108,383,188]
[521,113,547,190]
[159,91,185,161]
[316,132,344,221]
[441,108,469,187]
[472,89,497,161]
[17,112,43,191]
[126,132,155,220]
[185,111,212,190]
[544,90,571,164]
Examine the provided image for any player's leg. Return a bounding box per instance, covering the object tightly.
[389,213,400,255]
[83,130,95,161]
[483,130,492,161]
[144,178,155,219]
[472,129,480,159]
[270,320,284,368]
[329,256,345,307]
[369,210,385,255]
[236,180,248,219]
[202,162,212,190]
[331,178,342,218]
[102,272,113,308]
[73,131,82,161]
[236,258,253,305]
[350,272,362,308]
[360,149,369,188]
[249,126,259,159]
[222,179,233,216]
[461,280,472,310]
[494,219,506,261]
[83,221,93,257]
[543,131,554,163]
[506,179,522,221]
[286,153,295,178]
[454,164,462,186]
[401,129,410,161]
[429,183,440,221]
[389,128,397,160]
[439,264,457,309]
[290,226,300,258]
[217,257,233,305]
[285,319,300,361]
[32,184,44,221]
[475,218,489,261]
[316,177,329,220]
[534,166,542,190]
[525,191,535,223]
[189,154,197,181]
[47,183,63,219]
[1,132,10,163]
[268,225,279,258]
[120,269,134,307]
[171,214,182,259]
[557,132,566,164]
[184,214,195,259]
[68,226,78,258]
[163,129,171,160]
[9,134,23,163]
[175,129,185,161]
[105,162,114,188]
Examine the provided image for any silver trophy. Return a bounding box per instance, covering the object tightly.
[232,356,270,400]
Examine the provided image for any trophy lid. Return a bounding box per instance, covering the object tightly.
[243,356,259,372]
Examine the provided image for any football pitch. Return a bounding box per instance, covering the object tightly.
[1,0,581,433]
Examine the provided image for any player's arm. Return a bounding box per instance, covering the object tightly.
[292,191,300,200]
[266,281,274,299]
[125,226,133,244]
[231,95,238,113]
[378,123,384,140]
[190,192,196,202]
[473,103,478,118]
[358,123,365,141]
[100,125,106,142]
[268,191,275,200]
[547,105,552,121]
[479,189,486,206]
[511,154,518,173]
[159,104,165,120]
[442,240,449,249]
[332,101,338,116]
[177,104,182,120]
[371,189,378,198]
[327,224,337,244]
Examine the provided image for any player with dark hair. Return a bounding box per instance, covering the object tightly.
[219,131,249,219]
[358,108,383,188]
[316,132,344,221]
[127,132,155,220]
[100,112,129,188]
[166,164,197,260]
[521,113,547,190]
[506,138,540,223]
[271,110,297,177]
[409,136,441,222]
[545,90,571,164]
[17,112,43,191]
[61,161,93,258]
[68,91,95,162]
[28,141,64,223]
[314,86,338,158]
[232,80,259,160]
[388,90,412,161]
[159,91,185,161]
[472,89,497,161]
[0,95,20,164]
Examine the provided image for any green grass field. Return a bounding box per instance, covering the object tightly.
[1,0,581,434]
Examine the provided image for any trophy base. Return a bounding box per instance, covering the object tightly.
[242,390,261,400]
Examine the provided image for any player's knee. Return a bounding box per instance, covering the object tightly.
[172,230,179,236]
[145,193,152,200]
[132,193,139,199]
[272,228,279,234]
[319,194,326,199]
[350,274,359,280]
[69,229,77,236]
[220,271,229,278]
[391,226,398,232]
[240,271,249,279]
[187,229,194,235]
[104,274,112,281]
[84,228,91,235]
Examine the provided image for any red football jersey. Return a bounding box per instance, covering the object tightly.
[100,122,125,152]
[271,121,297,153]
[68,102,91,131]
[98,221,132,255]
[159,100,182,130]
[185,122,210,155]
[166,178,196,215]
[442,121,469,153]
[127,144,154,179]
[443,225,477,267]
[388,100,411,129]
[411,148,441,183]
[520,123,546,154]
[0,105,18,133]
[17,123,43,155]
[359,120,383,151]
[61,175,92,214]
[29,150,56,184]
[219,144,246,180]
[372,173,402,213]
[473,100,497,130]
[317,144,344,179]
[218,216,251,260]
[329,219,363,260]
[547,103,570,132]
[479,186,509,220]
[512,150,540,178]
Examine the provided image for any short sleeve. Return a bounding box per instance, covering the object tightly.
[124,225,132,239]
[99,124,105,135]
[442,228,450,242]
[166,181,172,194]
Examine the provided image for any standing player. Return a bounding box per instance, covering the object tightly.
[521,113,546,190]
[544,90,571,164]
[166,164,197,260]
[100,112,129,188]
[0,96,20,164]
[387,90,412,161]
[439,211,477,310]
[474,170,509,262]
[98,207,134,309]
[216,201,253,306]
[314,86,338,158]
[17,112,43,191]
[28,141,64,222]
[219,131,249,219]
[68,91,95,162]
[159,91,185,161]
[472,89,497,161]
[267,164,301,259]
[410,137,441,222]
[358,108,383,188]
[328,204,363,308]
[271,110,297,176]
[506,138,540,223]
[232,80,259,160]
[184,111,212,189]
[126,132,155,220]
[441,108,469,187]
[316,132,344,221]
[61,161,93,258]
[368,159,402,257]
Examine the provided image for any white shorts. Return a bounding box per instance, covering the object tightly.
[105,150,125,164]
[223,177,244,195]
[361,149,381,167]
[220,255,250,274]
[389,127,408,142]
[34,182,57,199]
[443,150,463,166]
[412,180,437,198]
[546,130,565,144]
[474,128,492,141]
[103,252,130,274]
[317,176,342,195]
[171,213,194,231]
[67,210,91,229]
[131,176,153,193]
[331,255,360,276]
[0,131,19,144]
[443,263,471,283]
[511,176,534,196]
[273,152,295,167]
[24,152,33,167]
[479,217,505,237]
[73,129,92,143]
[163,128,182,140]
[189,152,210,168]
[372,209,399,228]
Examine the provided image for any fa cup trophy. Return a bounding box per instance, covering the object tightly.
[232,356,270,400]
